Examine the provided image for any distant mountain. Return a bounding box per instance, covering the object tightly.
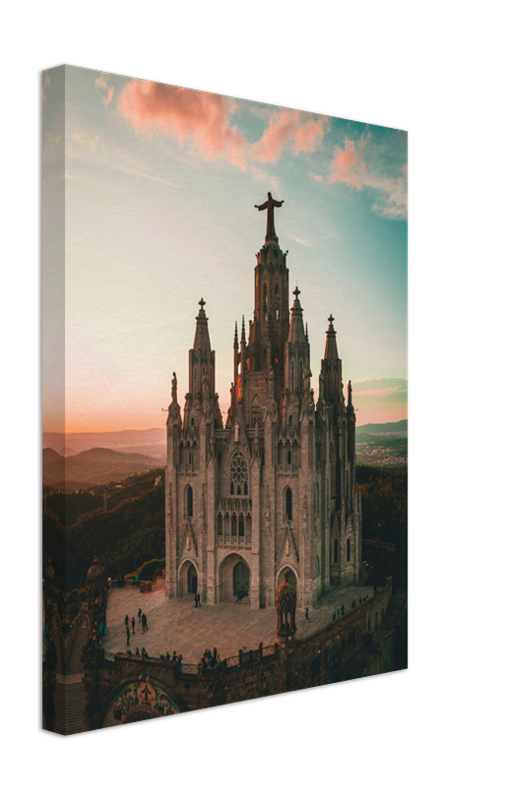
[43,447,164,491]
[357,419,407,437]
[43,428,166,459]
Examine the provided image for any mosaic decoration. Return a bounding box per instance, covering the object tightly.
[103,681,180,727]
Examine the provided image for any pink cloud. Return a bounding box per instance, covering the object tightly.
[72,132,104,154]
[117,81,248,170]
[251,109,329,163]
[323,134,407,219]
[95,73,109,90]
[329,136,367,188]
[95,73,115,106]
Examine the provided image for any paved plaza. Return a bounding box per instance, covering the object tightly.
[101,582,377,664]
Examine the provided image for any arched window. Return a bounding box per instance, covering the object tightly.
[186,486,193,517]
[316,556,320,576]
[347,538,351,562]
[231,514,237,536]
[191,417,194,426]
[289,415,293,427]
[275,283,279,299]
[285,487,293,520]
[263,284,267,318]
[239,518,245,537]
[252,395,261,426]
[334,539,339,563]
[230,451,248,495]
[287,449,292,465]
[217,515,223,536]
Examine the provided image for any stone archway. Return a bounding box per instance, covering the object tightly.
[102,679,180,728]
[218,553,250,601]
[178,559,198,597]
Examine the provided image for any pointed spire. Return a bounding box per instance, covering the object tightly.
[234,320,238,349]
[324,313,339,361]
[347,379,353,407]
[193,298,211,352]
[288,286,305,344]
[241,314,246,346]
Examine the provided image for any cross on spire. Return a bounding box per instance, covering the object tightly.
[328,314,334,326]
[293,286,301,299]
[199,298,206,310]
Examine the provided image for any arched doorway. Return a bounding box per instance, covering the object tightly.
[233,562,249,597]
[187,564,197,594]
[178,560,198,596]
[218,554,250,601]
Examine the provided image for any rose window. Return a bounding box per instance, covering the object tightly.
[230,452,248,495]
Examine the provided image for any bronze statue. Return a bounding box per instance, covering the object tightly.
[171,372,177,404]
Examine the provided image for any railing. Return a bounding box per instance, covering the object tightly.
[225,644,277,669]
[180,663,199,674]
[219,534,252,547]
[105,643,278,673]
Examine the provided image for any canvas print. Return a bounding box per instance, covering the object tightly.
[42,65,408,734]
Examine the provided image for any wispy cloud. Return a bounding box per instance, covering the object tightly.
[117,82,331,175]
[320,132,407,219]
[354,378,407,397]
[95,72,115,105]
[118,81,248,170]
[250,109,330,164]
[72,132,105,154]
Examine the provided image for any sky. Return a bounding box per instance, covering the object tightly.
[42,66,407,433]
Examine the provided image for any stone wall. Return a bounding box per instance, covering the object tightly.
[83,581,400,731]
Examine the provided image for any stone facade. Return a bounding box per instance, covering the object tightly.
[165,203,362,611]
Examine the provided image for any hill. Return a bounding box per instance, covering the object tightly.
[43,447,164,491]
[357,419,407,438]
[64,469,165,590]
[43,428,166,459]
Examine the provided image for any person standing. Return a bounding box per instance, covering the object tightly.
[126,627,130,647]
[138,608,142,625]
[131,617,135,634]
[305,607,310,622]
[196,592,201,607]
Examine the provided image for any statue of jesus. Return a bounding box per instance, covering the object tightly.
[255,192,284,239]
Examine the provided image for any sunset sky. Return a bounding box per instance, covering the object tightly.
[43,65,407,433]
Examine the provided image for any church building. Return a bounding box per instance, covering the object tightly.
[165,195,362,610]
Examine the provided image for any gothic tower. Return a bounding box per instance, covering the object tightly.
[165,195,361,611]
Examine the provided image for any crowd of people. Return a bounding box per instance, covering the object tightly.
[200,647,221,669]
